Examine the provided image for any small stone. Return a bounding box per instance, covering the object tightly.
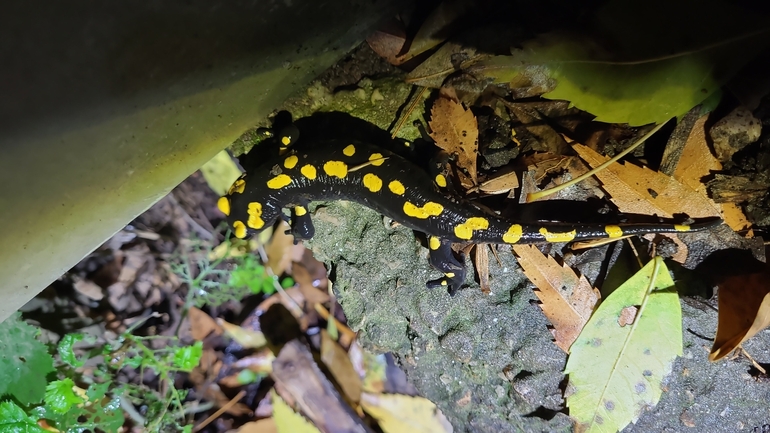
[680,409,697,427]
[709,106,762,163]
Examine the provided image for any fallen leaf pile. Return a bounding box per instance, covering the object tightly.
[184,234,452,433]
[367,3,770,431]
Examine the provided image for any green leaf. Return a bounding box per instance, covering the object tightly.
[57,333,91,368]
[173,341,203,372]
[0,400,31,423]
[473,0,769,125]
[236,369,259,385]
[122,355,144,369]
[44,379,84,414]
[47,382,124,433]
[228,255,276,295]
[565,257,682,432]
[0,313,55,405]
[0,401,48,433]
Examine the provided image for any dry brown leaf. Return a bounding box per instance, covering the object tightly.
[672,115,721,188]
[643,233,688,264]
[294,249,331,306]
[218,372,249,389]
[476,169,520,196]
[366,19,407,65]
[232,348,276,375]
[618,306,638,327]
[672,114,751,232]
[267,220,299,276]
[315,304,357,348]
[395,0,467,63]
[254,287,311,331]
[320,330,362,404]
[189,349,221,390]
[709,264,770,361]
[474,245,490,294]
[573,144,720,218]
[508,103,569,154]
[513,245,600,352]
[271,340,367,432]
[406,42,483,88]
[519,153,601,204]
[188,306,222,340]
[429,93,479,186]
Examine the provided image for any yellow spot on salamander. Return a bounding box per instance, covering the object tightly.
[539,227,577,242]
[429,236,441,250]
[441,280,448,286]
[281,136,292,146]
[502,224,522,244]
[369,153,386,166]
[228,178,246,195]
[388,180,405,195]
[217,197,231,216]
[323,160,348,178]
[233,221,247,239]
[403,201,444,219]
[343,144,356,157]
[435,174,447,188]
[363,173,382,192]
[294,206,307,216]
[247,202,265,229]
[301,164,317,180]
[267,174,292,189]
[445,272,455,278]
[454,217,489,240]
[284,155,298,169]
[605,225,624,238]
[674,224,690,232]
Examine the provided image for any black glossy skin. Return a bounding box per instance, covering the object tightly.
[219,128,722,294]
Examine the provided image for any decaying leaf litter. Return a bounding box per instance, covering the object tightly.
[14,1,770,432]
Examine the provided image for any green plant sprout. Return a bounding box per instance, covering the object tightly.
[0,313,202,432]
[171,231,294,312]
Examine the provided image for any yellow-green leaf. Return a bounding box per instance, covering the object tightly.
[271,390,321,433]
[471,0,769,126]
[565,257,682,433]
[200,150,242,196]
[361,393,453,433]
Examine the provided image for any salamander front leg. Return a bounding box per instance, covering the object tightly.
[286,201,315,243]
[426,236,466,295]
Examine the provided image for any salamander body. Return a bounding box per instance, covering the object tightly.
[218,119,721,293]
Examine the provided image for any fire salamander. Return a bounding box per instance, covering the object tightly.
[217,119,721,294]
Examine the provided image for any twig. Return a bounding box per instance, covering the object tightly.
[192,390,247,432]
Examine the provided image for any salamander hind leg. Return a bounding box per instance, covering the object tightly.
[426,236,466,295]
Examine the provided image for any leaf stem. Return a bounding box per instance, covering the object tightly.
[527,121,667,202]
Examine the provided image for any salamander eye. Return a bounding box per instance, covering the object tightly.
[255,127,274,140]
